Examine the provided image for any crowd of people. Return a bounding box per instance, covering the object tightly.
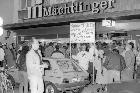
[0,38,140,93]
[38,40,140,84]
[34,40,140,84]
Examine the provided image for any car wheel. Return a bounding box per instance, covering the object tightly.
[45,82,59,93]
[77,87,84,93]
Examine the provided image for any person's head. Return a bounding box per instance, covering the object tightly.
[2,44,7,49]
[21,46,29,54]
[112,49,119,54]
[30,39,39,50]
[49,42,53,46]
[81,43,86,51]
[102,42,109,50]
[9,44,13,49]
[55,45,59,51]
[126,42,134,50]
[72,43,77,49]
[11,43,16,48]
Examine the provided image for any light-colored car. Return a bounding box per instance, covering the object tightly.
[7,57,90,93]
[43,58,90,93]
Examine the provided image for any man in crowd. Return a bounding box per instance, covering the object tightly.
[45,42,54,58]
[26,38,47,93]
[0,42,5,67]
[17,46,29,93]
[122,42,135,81]
[11,43,17,60]
[103,49,126,83]
[72,43,90,71]
[51,45,65,58]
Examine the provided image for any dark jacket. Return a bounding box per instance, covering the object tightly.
[103,52,126,71]
[17,46,29,71]
[17,53,27,71]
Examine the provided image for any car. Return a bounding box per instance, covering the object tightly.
[7,57,90,93]
[42,58,90,93]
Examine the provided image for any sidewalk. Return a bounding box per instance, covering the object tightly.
[107,80,140,93]
[81,84,108,93]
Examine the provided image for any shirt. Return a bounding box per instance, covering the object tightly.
[72,51,90,70]
[17,52,27,71]
[45,46,54,58]
[26,49,42,78]
[0,48,5,61]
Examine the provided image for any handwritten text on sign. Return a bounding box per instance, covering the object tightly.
[70,22,95,43]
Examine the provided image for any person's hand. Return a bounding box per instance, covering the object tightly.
[43,63,48,68]
[40,64,48,68]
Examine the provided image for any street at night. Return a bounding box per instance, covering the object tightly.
[1,0,140,93]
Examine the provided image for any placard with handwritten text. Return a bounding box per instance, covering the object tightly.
[70,22,95,43]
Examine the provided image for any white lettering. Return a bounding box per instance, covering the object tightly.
[38,5,43,17]
[32,6,37,18]
[92,2,100,13]
[100,1,108,9]
[108,0,115,8]
[25,0,115,19]
[64,4,71,14]
[27,7,32,19]
[43,7,52,16]
[58,7,64,15]
[52,7,57,15]
[71,3,75,13]
[79,2,83,12]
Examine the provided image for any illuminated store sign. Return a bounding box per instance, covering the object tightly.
[27,0,115,19]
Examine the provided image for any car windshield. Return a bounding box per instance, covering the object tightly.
[57,60,83,73]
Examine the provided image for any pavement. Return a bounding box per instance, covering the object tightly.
[13,80,140,93]
[107,80,140,93]
[81,84,108,93]
[14,83,107,93]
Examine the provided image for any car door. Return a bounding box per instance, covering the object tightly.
[43,59,63,84]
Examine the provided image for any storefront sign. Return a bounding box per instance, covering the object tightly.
[44,0,77,6]
[27,0,115,19]
[70,22,95,43]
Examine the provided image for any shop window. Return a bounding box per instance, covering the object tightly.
[20,0,32,10]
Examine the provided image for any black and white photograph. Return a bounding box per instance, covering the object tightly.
[0,0,140,93]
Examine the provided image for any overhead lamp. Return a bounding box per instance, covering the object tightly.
[0,27,3,36]
[0,17,3,36]
[0,17,3,26]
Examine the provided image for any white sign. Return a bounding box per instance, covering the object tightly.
[102,20,115,27]
[70,22,95,43]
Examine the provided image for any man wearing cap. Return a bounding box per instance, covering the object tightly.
[0,42,5,67]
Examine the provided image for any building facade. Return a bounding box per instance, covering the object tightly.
[0,0,17,44]
[3,0,140,44]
